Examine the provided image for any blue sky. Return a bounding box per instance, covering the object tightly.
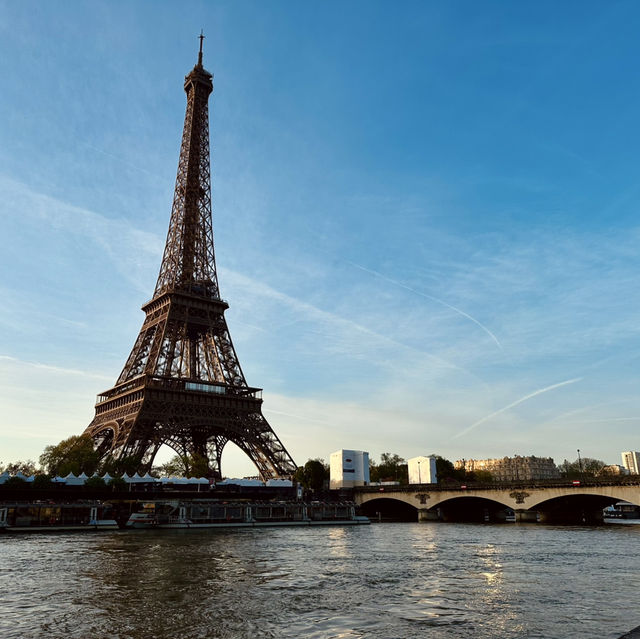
[2,0,640,476]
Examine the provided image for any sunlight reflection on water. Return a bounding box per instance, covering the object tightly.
[1,524,640,638]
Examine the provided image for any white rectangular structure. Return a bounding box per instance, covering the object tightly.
[621,451,640,474]
[330,450,370,489]
[408,456,437,484]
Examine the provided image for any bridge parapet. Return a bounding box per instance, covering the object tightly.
[356,477,640,495]
[355,479,640,514]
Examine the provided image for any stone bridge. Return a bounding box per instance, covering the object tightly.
[354,480,640,523]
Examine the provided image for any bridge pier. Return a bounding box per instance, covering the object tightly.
[417,508,439,522]
[515,510,539,523]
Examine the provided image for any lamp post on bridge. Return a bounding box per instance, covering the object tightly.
[577,449,583,478]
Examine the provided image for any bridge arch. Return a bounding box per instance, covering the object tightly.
[523,488,640,510]
[355,483,640,524]
[359,497,419,522]
[529,492,620,524]
[432,495,515,523]
[426,493,512,510]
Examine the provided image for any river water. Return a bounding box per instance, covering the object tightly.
[1,522,639,639]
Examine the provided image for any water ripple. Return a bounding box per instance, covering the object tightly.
[1,524,640,638]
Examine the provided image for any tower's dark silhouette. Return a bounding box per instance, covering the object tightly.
[84,39,297,479]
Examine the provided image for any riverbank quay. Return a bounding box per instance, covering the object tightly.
[0,484,368,532]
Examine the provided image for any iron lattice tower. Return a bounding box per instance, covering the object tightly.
[83,40,297,479]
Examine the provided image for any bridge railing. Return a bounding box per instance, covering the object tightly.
[355,477,640,493]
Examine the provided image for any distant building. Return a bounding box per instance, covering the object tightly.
[407,456,437,484]
[455,455,559,482]
[329,450,370,489]
[621,452,640,475]
[601,464,629,476]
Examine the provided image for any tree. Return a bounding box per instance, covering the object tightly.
[466,469,493,483]
[156,455,187,477]
[39,435,100,477]
[84,476,107,489]
[155,453,211,478]
[370,453,408,484]
[558,457,606,479]
[31,474,53,489]
[100,455,142,477]
[188,453,211,478]
[0,460,38,475]
[294,459,328,491]
[433,456,465,484]
[108,476,127,490]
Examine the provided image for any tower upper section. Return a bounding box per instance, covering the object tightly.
[154,39,220,299]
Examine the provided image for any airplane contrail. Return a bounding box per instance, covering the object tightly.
[535,398,636,429]
[453,377,583,439]
[0,354,112,381]
[563,417,640,424]
[264,408,334,426]
[348,261,503,351]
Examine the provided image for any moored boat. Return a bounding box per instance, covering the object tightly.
[0,501,118,532]
[126,500,369,529]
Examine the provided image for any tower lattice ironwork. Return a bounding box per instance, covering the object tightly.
[83,39,297,479]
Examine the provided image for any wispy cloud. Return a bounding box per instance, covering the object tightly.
[222,267,475,378]
[0,175,162,294]
[0,355,112,382]
[347,260,504,352]
[534,398,636,429]
[562,417,640,424]
[453,377,584,439]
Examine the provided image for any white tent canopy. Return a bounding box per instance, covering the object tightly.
[266,479,293,487]
[63,472,85,485]
[159,476,209,484]
[218,478,264,487]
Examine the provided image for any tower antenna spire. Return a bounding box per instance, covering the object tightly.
[198,29,205,66]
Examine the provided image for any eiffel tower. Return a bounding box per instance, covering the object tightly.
[84,37,297,480]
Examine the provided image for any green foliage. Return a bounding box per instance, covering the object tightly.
[188,453,210,478]
[100,456,141,477]
[434,456,465,483]
[466,469,493,483]
[31,474,53,488]
[84,476,107,489]
[39,435,100,477]
[108,476,127,490]
[157,455,187,477]
[432,456,492,483]
[294,459,328,491]
[156,453,210,478]
[0,460,38,475]
[559,457,606,478]
[370,453,408,484]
